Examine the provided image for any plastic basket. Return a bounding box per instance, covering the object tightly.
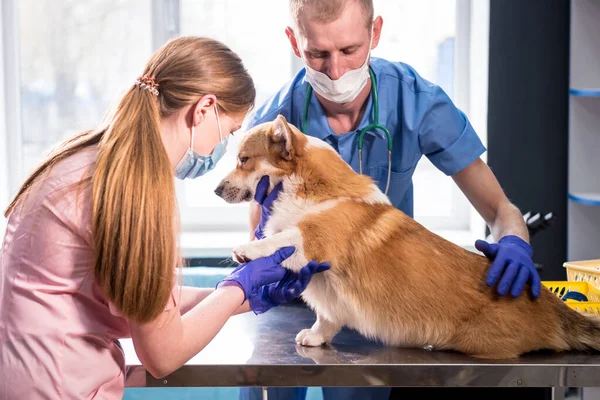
[564,302,600,315]
[543,281,600,302]
[542,280,600,315]
[563,259,600,287]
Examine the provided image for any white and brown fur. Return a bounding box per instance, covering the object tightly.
[215,114,600,359]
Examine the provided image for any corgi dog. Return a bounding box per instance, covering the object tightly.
[215,114,600,359]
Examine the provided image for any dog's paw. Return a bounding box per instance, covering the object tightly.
[295,329,326,347]
[231,249,250,264]
[231,245,256,264]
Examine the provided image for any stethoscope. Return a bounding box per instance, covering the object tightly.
[301,66,393,195]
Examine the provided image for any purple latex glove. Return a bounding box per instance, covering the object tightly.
[475,235,541,298]
[216,246,295,303]
[249,260,331,314]
[254,176,283,240]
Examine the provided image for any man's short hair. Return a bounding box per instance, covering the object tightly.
[290,0,374,33]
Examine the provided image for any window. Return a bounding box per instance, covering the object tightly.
[371,0,467,231]
[3,0,488,250]
[176,0,296,233]
[16,0,153,178]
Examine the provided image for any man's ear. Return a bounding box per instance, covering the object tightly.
[285,27,302,58]
[371,16,383,50]
[271,114,295,160]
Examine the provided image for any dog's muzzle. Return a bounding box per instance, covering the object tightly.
[214,180,253,203]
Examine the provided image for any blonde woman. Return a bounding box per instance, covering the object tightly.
[0,36,328,400]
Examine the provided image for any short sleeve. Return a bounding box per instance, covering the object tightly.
[418,86,486,176]
[107,300,124,318]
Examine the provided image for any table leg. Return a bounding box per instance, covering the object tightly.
[552,387,565,400]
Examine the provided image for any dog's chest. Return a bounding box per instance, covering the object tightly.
[265,196,341,236]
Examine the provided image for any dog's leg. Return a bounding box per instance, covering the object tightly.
[295,313,341,347]
[232,228,308,272]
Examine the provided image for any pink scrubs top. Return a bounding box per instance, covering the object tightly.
[0,145,178,399]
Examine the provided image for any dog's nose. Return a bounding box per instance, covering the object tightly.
[214,184,224,197]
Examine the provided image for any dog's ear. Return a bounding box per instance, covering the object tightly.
[271,114,295,160]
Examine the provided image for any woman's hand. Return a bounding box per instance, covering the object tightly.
[249,260,330,314]
[216,246,296,302]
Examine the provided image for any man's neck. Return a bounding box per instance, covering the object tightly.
[315,79,372,135]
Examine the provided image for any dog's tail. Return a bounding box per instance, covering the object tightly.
[558,303,600,352]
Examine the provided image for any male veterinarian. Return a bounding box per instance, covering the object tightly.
[242,0,541,399]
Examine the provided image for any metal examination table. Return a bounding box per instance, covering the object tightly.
[121,303,600,399]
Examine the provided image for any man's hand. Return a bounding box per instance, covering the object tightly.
[475,235,541,298]
[253,176,283,240]
[452,159,540,298]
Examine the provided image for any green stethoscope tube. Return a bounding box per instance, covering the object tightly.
[301,67,392,195]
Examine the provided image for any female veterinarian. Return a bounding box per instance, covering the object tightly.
[0,36,328,400]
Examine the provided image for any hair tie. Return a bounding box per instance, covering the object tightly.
[134,74,159,96]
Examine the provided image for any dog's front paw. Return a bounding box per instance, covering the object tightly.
[231,249,250,264]
[231,244,256,264]
[295,329,326,347]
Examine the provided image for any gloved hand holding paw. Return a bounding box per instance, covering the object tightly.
[249,260,331,314]
[216,246,295,303]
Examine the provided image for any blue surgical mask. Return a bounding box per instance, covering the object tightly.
[174,105,228,180]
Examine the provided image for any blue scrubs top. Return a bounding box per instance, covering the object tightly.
[242,57,486,217]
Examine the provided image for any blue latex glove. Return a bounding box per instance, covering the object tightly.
[254,176,283,240]
[217,246,295,303]
[475,235,541,298]
[249,260,331,314]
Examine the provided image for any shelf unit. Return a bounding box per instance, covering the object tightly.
[567,0,600,261]
[569,89,600,97]
[568,193,600,207]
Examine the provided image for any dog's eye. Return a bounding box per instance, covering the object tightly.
[239,156,249,164]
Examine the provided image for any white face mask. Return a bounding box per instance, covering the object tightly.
[303,35,372,104]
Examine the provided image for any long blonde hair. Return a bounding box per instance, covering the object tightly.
[5,36,255,323]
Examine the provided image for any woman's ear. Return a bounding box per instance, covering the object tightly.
[191,94,217,127]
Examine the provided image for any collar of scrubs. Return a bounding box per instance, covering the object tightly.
[300,60,388,143]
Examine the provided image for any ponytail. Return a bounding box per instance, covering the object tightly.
[92,85,178,323]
